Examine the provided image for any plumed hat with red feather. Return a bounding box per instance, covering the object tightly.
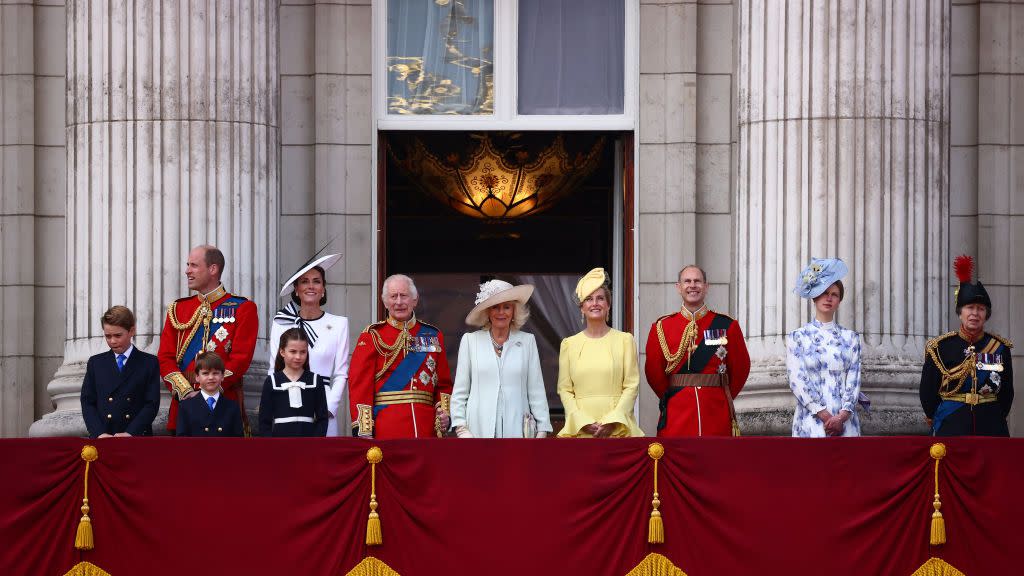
[953,255,991,312]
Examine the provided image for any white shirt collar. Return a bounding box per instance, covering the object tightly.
[201,390,221,402]
[117,345,134,360]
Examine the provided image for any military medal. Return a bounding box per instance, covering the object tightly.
[225,340,232,353]
[976,353,1003,372]
[426,356,437,373]
[419,371,430,384]
[717,364,727,374]
[990,372,1001,387]
[215,326,229,342]
[716,346,728,360]
[206,340,217,351]
[704,329,728,346]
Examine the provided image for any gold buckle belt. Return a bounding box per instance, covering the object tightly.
[374,389,434,406]
[669,374,727,389]
[945,393,998,406]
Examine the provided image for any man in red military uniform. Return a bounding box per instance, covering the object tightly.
[158,245,258,435]
[349,274,453,438]
[645,265,750,436]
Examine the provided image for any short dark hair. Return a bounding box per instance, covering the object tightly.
[678,265,707,283]
[203,246,225,278]
[290,265,328,306]
[100,305,135,330]
[194,351,225,373]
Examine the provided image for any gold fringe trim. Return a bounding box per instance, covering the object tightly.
[366,446,383,546]
[62,561,112,576]
[75,445,99,551]
[345,557,401,576]
[929,443,947,546]
[910,557,966,576]
[625,553,688,576]
[647,443,665,544]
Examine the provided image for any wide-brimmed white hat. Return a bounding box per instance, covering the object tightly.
[465,279,534,327]
[280,251,342,297]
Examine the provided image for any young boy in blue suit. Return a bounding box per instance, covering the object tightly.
[80,306,162,438]
[175,351,244,437]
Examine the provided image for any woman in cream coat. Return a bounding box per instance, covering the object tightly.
[450,280,552,438]
[557,268,644,438]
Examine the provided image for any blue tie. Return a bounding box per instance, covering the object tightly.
[207,397,216,412]
[116,354,126,372]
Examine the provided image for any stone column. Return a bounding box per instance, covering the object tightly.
[973,1,1024,435]
[30,0,279,436]
[0,3,36,436]
[736,0,949,434]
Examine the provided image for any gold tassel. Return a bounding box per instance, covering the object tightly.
[929,443,946,546]
[366,446,383,546]
[647,442,665,544]
[75,445,99,551]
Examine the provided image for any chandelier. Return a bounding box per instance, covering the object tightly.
[389,134,605,221]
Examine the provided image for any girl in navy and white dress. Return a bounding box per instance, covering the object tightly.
[259,328,330,437]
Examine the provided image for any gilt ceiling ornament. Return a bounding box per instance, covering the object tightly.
[388,134,605,221]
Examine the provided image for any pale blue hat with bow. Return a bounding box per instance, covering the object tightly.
[793,258,848,299]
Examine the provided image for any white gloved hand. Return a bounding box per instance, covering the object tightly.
[535,431,548,439]
[455,425,474,438]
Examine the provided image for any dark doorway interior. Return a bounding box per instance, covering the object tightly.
[381,131,624,431]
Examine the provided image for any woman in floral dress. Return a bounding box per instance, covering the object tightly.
[786,258,862,437]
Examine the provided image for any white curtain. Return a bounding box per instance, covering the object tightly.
[387,0,494,115]
[518,0,625,114]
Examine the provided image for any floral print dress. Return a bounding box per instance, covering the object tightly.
[786,320,862,437]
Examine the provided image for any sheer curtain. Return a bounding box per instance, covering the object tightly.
[387,0,494,115]
[518,0,625,115]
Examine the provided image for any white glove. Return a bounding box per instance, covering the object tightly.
[455,426,474,438]
[535,431,548,439]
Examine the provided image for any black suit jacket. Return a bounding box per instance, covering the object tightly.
[80,348,161,438]
[176,393,244,437]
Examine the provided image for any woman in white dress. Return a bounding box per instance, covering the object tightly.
[450,280,552,438]
[269,250,350,436]
[786,258,862,437]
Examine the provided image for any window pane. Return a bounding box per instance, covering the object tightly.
[518,0,625,115]
[387,0,494,115]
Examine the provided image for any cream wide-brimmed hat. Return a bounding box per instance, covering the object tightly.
[574,267,609,304]
[464,279,534,327]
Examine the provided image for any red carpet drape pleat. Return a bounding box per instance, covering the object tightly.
[0,437,1019,575]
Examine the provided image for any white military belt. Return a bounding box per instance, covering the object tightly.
[273,416,314,424]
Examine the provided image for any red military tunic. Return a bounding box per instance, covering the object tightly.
[348,316,453,439]
[157,285,258,434]
[644,307,750,437]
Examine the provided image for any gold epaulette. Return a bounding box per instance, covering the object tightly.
[926,331,958,351]
[419,320,442,332]
[653,312,675,325]
[988,333,1014,349]
[361,321,387,334]
[710,310,735,323]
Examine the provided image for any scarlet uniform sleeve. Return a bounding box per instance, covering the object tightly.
[222,300,258,392]
[644,322,669,398]
[726,320,750,398]
[433,331,454,402]
[348,331,376,428]
[157,307,189,396]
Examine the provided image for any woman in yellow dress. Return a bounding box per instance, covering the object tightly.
[557,268,644,438]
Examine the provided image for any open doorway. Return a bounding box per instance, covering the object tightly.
[378,131,633,431]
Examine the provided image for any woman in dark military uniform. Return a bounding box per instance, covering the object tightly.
[919,256,1014,436]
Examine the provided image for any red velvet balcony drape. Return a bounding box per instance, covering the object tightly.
[0,437,1019,575]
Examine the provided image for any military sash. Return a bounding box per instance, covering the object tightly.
[658,314,732,432]
[932,336,1007,434]
[178,296,246,371]
[374,324,438,418]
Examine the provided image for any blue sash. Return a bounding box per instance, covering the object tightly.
[374,324,438,418]
[932,341,1005,435]
[179,297,246,371]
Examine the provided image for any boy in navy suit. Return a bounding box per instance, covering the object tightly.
[81,306,162,438]
[175,351,244,437]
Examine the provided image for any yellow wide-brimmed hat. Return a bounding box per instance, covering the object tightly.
[575,267,609,304]
[465,279,534,327]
